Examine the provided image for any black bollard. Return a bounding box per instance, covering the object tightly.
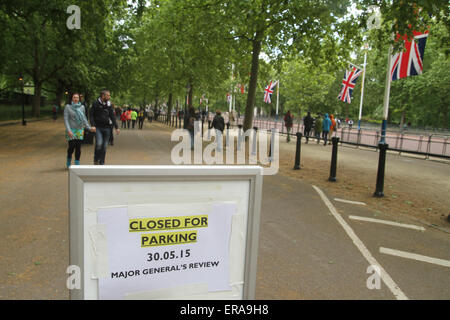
[374,143,389,197]
[294,132,302,170]
[328,137,339,182]
[268,129,272,159]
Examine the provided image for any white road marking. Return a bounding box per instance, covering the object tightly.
[334,198,366,206]
[380,247,450,268]
[313,185,408,300]
[349,215,426,231]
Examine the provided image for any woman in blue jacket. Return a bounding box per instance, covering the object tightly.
[322,113,332,146]
[64,93,96,167]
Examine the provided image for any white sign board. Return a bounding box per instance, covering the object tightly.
[69,166,263,300]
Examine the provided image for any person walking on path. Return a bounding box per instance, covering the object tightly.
[52,104,58,122]
[148,108,154,123]
[303,111,313,144]
[329,114,336,136]
[138,108,145,129]
[322,113,332,146]
[126,107,132,129]
[131,109,138,129]
[314,114,322,144]
[184,107,198,150]
[64,93,96,168]
[89,90,120,165]
[211,110,225,152]
[120,110,127,129]
[284,110,294,142]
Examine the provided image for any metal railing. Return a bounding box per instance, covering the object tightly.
[158,113,449,160]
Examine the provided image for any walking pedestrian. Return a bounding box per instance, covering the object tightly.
[131,109,138,129]
[211,110,225,152]
[322,113,332,146]
[348,119,354,129]
[329,114,336,136]
[138,108,145,129]
[64,93,96,167]
[126,107,132,129]
[52,104,58,122]
[148,108,154,123]
[184,107,198,150]
[314,114,322,144]
[303,111,313,144]
[89,90,120,165]
[284,110,294,142]
[120,110,127,129]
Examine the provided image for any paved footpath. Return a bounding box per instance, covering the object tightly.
[0,119,448,299]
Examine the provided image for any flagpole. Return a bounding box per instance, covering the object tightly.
[276,80,279,116]
[380,46,392,144]
[358,44,368,130]
[275,80,279,125]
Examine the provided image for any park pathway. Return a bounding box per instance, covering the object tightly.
[0,119,448,299]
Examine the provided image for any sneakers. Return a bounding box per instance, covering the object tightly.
[66,157,72,168]
[74,160,80,165]
[94,160,99,165]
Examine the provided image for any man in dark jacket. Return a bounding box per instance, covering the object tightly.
[303,111,313,143]
[211,110,225,152]
[184,107,198,150]
[284,110,294,142]
[89,90,120,165]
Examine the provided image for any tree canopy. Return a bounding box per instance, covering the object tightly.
[0,0,448,128]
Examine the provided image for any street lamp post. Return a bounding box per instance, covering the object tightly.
[19,75,26,126]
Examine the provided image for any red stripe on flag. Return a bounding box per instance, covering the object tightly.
[399,36,412,79]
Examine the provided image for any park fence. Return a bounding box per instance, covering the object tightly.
[157,112,450,160]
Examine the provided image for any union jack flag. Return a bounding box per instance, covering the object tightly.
[264,81,277,103]
[391,30,429,81]
[338,66,362,104]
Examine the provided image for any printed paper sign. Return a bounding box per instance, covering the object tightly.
[96,203,235,299]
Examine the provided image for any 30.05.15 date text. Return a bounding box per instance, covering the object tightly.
[147,249,191,262]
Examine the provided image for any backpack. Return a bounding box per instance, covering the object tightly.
[214,116,225,131]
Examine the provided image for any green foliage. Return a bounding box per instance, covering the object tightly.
[0,0,448,129]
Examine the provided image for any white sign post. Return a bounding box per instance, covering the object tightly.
[69,165,263,300]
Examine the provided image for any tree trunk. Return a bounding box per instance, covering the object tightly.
[84,91,91,108]
[244,38,262,132]
[399,109,406,132]
[188,80,193,110]
[55,80,64,113]
[55,90,63,111]
[442,102,448,129]
[33,81,42,117]
[154,82,159,109]
[168,92,173,119]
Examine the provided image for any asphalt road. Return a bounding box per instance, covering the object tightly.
[0,119,448,299]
